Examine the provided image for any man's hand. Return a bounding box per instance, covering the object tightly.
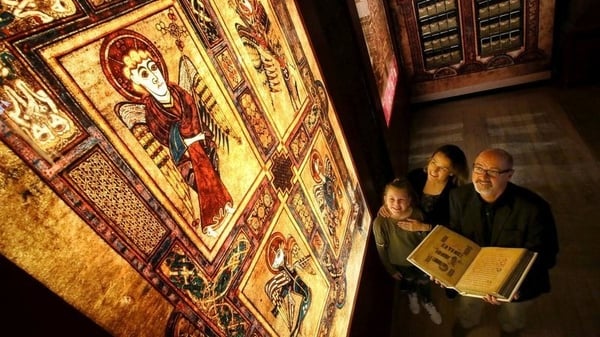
[430,276,446,288]
[483,290,520,305]
[392,272,403,281]
[483,294,502,305]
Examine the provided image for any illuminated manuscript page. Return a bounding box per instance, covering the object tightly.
[407,225,480,287]
[454,247,527,296]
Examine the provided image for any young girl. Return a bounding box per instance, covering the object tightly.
[372,178,442,324]
[379,144,469,300]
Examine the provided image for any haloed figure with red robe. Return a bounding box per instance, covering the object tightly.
[124,49,233,235]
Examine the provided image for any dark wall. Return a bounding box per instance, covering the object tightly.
[553,0,600,85]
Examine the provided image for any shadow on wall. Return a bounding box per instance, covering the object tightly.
[0,254,111,337]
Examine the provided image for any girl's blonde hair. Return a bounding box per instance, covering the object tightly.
[384,177,418,207]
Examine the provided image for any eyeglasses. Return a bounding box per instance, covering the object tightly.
[472,165,512,177]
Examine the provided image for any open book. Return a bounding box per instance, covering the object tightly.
[407,225,537,302]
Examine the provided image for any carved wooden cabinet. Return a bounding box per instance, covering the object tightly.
[415,0,463,70]
[391,0,555,102]
[476,0,523,57]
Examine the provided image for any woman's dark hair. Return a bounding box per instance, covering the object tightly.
[432,144,469,185]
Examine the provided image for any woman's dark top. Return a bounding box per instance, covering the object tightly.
[407,168,457,227]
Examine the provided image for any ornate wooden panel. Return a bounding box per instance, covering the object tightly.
[392,0,556,102]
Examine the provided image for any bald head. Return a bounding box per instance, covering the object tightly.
[472,148,514,202]
[477,148,513,169]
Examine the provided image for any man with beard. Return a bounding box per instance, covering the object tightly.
[447,148,559,337]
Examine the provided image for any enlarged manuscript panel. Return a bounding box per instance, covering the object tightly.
[0,1,372,336]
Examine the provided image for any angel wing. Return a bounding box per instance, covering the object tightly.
[178,55,242,152]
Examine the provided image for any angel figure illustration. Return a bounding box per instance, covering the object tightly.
[100,29,237,236]
[264,232,313,337]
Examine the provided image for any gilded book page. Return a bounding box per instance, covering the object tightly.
[407,225,480,287]
[455,247,527,297]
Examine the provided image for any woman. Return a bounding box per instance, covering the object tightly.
[380,144,469,232]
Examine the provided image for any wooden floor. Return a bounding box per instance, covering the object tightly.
[389,83,600,337]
